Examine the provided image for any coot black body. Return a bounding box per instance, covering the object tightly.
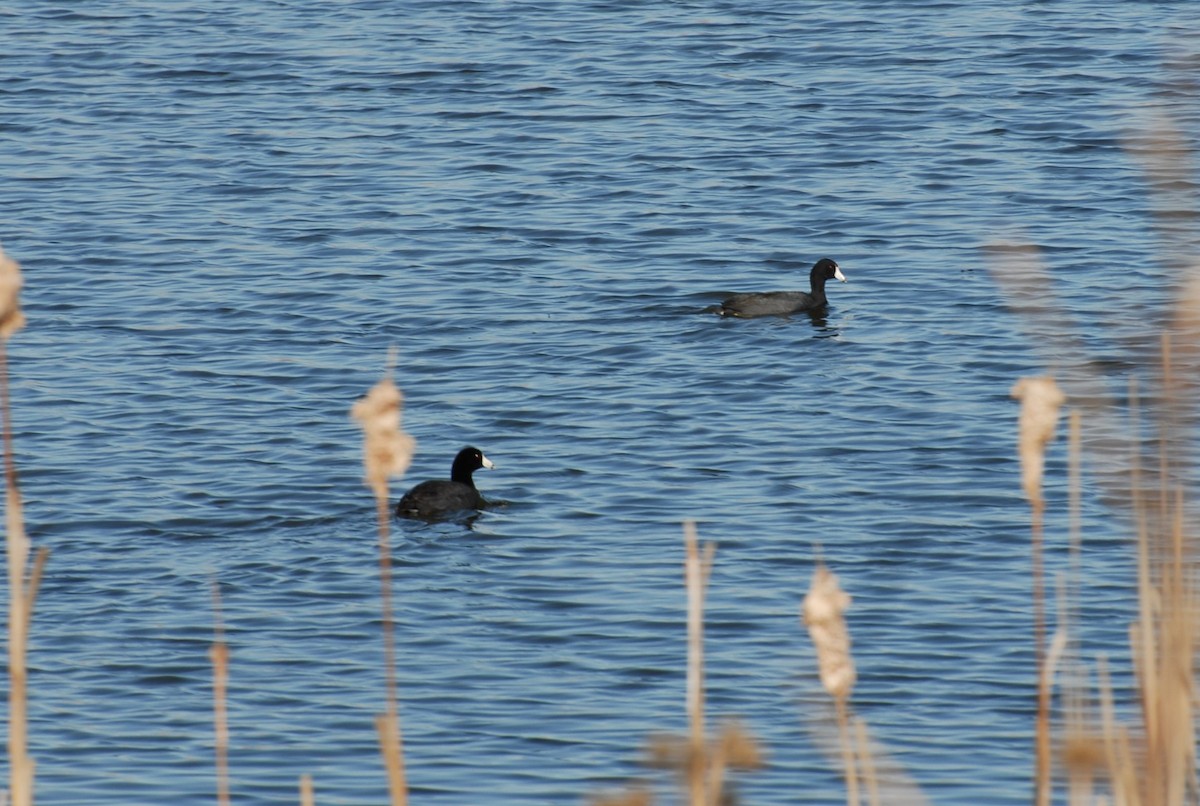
[395,446,495,520]
[712,258,846,318]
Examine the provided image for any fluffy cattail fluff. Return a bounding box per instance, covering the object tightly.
[350,377,416,500]
[0,245,26,338]
[803,563,856,702]
[1010,376,1066,506]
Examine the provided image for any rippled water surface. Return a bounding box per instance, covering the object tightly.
[3,2,1198,803]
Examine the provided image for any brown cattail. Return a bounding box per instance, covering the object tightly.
[353,368,412,806]
[0,245,26,339]
[1010,376,1066,506]
[350,377,416,500]
[803,563,856,703]
[1011,375,1064,806]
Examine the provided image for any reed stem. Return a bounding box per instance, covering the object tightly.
[1032,497,1051,806]
[836,698,859,806]
[2,338,35,806]
[350,369,413,806]
[854,717,879,806]
[299,773,315,806]
[375,495,407,806]
[682,521,713,806]
[210,582,231,806]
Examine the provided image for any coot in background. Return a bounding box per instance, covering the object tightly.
[711,257,846,318]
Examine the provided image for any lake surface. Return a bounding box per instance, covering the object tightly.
[2,1,1197,803]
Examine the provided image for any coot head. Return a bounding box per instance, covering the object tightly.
[811,257,846,285]
[449,446,495,484]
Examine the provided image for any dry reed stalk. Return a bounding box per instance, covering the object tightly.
[299,774,314,806]
[209,581,231,806]
[1097,658,1140,805]
[350,368,415,806]
[853,718,880,806]
[1122,106,1200,806]
[682,521,714,806]
[593,525,760,806]
[0,246,36,806]
[989,95,1200,805]
[1068,411,1083,626]
[1127,487,1196,806]
[1011,375,1065,806]
[374,713,405,804]
[1061,412,1106,806]
[1061,634,1103,804]
[1112,339,1199,806]
[802,561,857,806]
[1057,348,1200,806]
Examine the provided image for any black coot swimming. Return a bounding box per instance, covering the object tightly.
[395,446,495,520]
[711,257,846,318]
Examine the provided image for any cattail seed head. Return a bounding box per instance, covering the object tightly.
[350,377,416,500]
[0,245,26,338]
[1010,376,1066,506]
[803,563,856,702]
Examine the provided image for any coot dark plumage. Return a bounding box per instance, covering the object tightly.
[712,258,846,318]
[395,446,495,520]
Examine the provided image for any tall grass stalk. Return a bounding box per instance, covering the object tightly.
[299,773,314,806]
[350,368,415,806]
[1122,338,1199,805]
[591,524,761,806]
[1,246,36,806]
[853,718,880,806]
[1011,376,1065,806]
[682,520,714,806]
[209,582,231,806]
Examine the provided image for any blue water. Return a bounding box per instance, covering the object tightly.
[2,2,1196,803]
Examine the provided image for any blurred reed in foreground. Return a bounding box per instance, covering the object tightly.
[801,559,928,806]
[0,245,46,806]
[802,561,860,806]
[351,362,417,806]
[591,523,763,806]
[1011,375,1067,806]
[985,88,1200,804]
[209,582,231,806]
[1015,360,1199,806]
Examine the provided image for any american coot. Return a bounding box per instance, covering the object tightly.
[395,446,495,520]
[711,257,846,318]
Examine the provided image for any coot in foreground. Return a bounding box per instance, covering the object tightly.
[395,446,495,520]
